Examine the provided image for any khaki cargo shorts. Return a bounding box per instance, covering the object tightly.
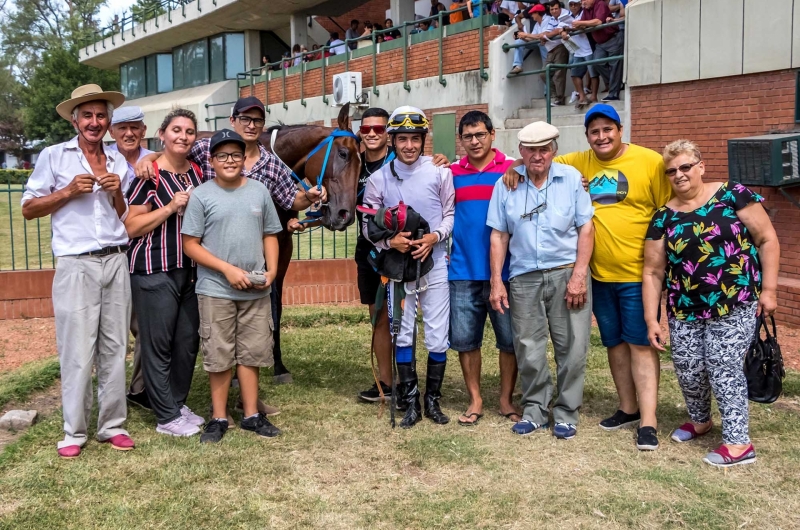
[198,294,274,373]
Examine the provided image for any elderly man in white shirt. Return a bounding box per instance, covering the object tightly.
[107,105,153,410]
[22,84,135,459]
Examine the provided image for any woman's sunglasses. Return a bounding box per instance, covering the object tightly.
[360,124,387,135]
[665,161,701,177]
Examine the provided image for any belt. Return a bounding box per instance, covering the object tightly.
[539,263,575,273]
[78,245,126,257]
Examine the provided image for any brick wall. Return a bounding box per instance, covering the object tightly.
[315,0,391,36]
[242,25,503,111]
[0,260,359,320]
[630,70,800,326]
[424,103,489,158]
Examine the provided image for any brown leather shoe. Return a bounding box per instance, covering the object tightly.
[236,399,280,417]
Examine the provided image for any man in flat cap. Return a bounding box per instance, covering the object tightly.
[22,84,136,458]
[108,105,153,410]
[487,121,594,440]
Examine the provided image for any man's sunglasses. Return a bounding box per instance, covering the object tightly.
[665,161,700,177]
[388,114,429,128]
[360,124,387,135]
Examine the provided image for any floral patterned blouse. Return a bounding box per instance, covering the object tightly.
[645,182,764,321]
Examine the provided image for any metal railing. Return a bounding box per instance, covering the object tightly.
[204,100,237,126]
[291,223,359,260]
[237,1,497,112]
[1,177,55,271]
[502,19,625,123]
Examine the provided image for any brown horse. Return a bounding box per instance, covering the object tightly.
[262,104,361,381]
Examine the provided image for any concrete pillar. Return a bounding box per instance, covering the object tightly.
[290,13,309,48]
[390,0,415,27]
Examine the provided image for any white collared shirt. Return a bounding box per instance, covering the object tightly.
[22,136,131,257]
[541,11,574,51]
[107,143,154,187]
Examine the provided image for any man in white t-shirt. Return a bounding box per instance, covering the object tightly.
[561,0,598,107]
[539,1,574,106]
[329,32,347,55]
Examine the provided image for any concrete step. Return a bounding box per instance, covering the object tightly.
[517,98,625,119]
[528,91,626,108]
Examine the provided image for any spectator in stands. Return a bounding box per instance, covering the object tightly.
[572,0,623,101]
[501,104,671,452]
[310,44,322,60]
[291,44,303,66]
[488,121,594,440]
[431,0,450,25]
[561,0,598,107]
[329,32,347,55]
[449,1,469,23]
[346,19,360,50]
[124,108,205,438]
[508,4,548,75]
[281,51,291,70]
[374,23,387,42]
[449,111,520,427]
[643,139,779,468]
[538,1,573,106]
[23,84,135,459]
[385,18,402,39]
[497,0,526,25]
[359,22,375,47]
[467,0,486,18]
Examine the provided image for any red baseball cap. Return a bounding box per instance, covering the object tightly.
[529,4,546,13]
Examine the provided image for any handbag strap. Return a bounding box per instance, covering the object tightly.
[761,314,777,341]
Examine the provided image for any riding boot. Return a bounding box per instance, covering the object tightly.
[397,363,421,429]
[423,358,450,425]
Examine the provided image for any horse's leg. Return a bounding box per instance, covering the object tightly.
[272,208,296,384]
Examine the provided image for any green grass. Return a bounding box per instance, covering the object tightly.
[1,305,799,529]
[0,358,60,409]
[291,216,359,260]
[0,184,54,271]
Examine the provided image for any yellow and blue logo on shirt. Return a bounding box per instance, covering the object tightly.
[589,169,628,205]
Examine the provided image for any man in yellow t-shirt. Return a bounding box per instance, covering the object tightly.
[502,104,671,451]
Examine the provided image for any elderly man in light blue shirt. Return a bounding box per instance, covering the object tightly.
[108,106,153,187]
[487,121,594,440]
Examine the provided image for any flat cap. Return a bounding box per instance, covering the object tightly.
[518,121,560,147]
[111,106,145,125]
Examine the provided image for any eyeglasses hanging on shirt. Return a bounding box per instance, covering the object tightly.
[520,179,551,221]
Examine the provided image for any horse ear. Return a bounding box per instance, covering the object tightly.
[337,103,351,131]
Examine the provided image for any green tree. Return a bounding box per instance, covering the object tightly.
[131,0,167,24]
[0,64,26,157]
[23,47,119,145]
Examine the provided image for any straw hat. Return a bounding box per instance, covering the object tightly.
[56,84,125,121]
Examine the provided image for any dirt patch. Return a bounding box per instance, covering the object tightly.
[0,380,61,452]
[0,318,57,373]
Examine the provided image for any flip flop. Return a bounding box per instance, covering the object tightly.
[499,411,522,422]
[575,100,588,110]
[458,412,484,426]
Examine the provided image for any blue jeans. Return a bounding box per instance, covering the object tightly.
[449,280,515,352]
[591,280,651,348]
[512,39,545,68]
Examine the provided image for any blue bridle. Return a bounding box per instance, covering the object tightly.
[279,129,360,224]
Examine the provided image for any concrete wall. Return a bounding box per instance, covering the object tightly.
[627,0,799,86]
[0,259,360,320]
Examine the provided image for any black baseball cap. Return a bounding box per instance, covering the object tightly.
[209,130,246,154]
[232,96,266,117]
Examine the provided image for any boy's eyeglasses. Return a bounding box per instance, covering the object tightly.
[461,132,489,142]
[665,161,700,177]
[235,116,265,128]
[360,125,387,135]
[212,152,245,163]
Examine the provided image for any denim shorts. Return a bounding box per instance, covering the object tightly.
[570,54,597,79]
[591,280,651,348]
[449,280,515,353]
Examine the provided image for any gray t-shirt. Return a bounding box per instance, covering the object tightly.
[181,178,282,301]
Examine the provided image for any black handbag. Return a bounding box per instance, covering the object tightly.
[744,314,785,404]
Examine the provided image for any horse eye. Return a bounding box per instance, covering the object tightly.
[338,148,347,159]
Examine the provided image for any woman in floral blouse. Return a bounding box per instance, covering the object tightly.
[642,139,779,468]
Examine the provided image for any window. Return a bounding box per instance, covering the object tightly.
[145,55,158,96]
[224,33,245,80]
[120,58,145,99]
[122,53,173,99]
[210,35,225,83]
[173,47,185,90]
[185,38,209,87]
[157,54,173,93]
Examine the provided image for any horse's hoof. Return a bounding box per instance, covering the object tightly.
[273,373,293,384]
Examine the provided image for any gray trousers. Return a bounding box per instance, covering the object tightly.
[543,43,570,102]
[131,269,199,424]
[53,252,131,449]
[594,30,624,98]
[128,312,144,395]
[509,267,592,425]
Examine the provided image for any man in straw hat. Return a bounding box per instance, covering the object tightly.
[22,84,136,459]
[487,121,594,440]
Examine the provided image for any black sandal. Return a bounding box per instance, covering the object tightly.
[457,412,483,426]
[500,411,522,422]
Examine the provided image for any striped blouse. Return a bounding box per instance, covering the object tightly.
[126,162,203,275]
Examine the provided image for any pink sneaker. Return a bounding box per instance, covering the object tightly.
[105,434,135,451]
[156,416,200,437]
[57,445,81,459]
[180,405,205,427]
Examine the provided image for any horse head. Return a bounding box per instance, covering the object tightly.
[267,103,361,231]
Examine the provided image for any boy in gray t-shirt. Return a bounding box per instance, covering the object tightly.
[181,130,283,443]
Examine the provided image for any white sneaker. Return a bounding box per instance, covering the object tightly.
[550,100,562,107]
[569,91,579,104]
[180,405,205,426]
[584,87,591,94]
[156,416,200,437]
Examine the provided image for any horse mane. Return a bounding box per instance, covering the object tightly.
[266,123,328,135]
